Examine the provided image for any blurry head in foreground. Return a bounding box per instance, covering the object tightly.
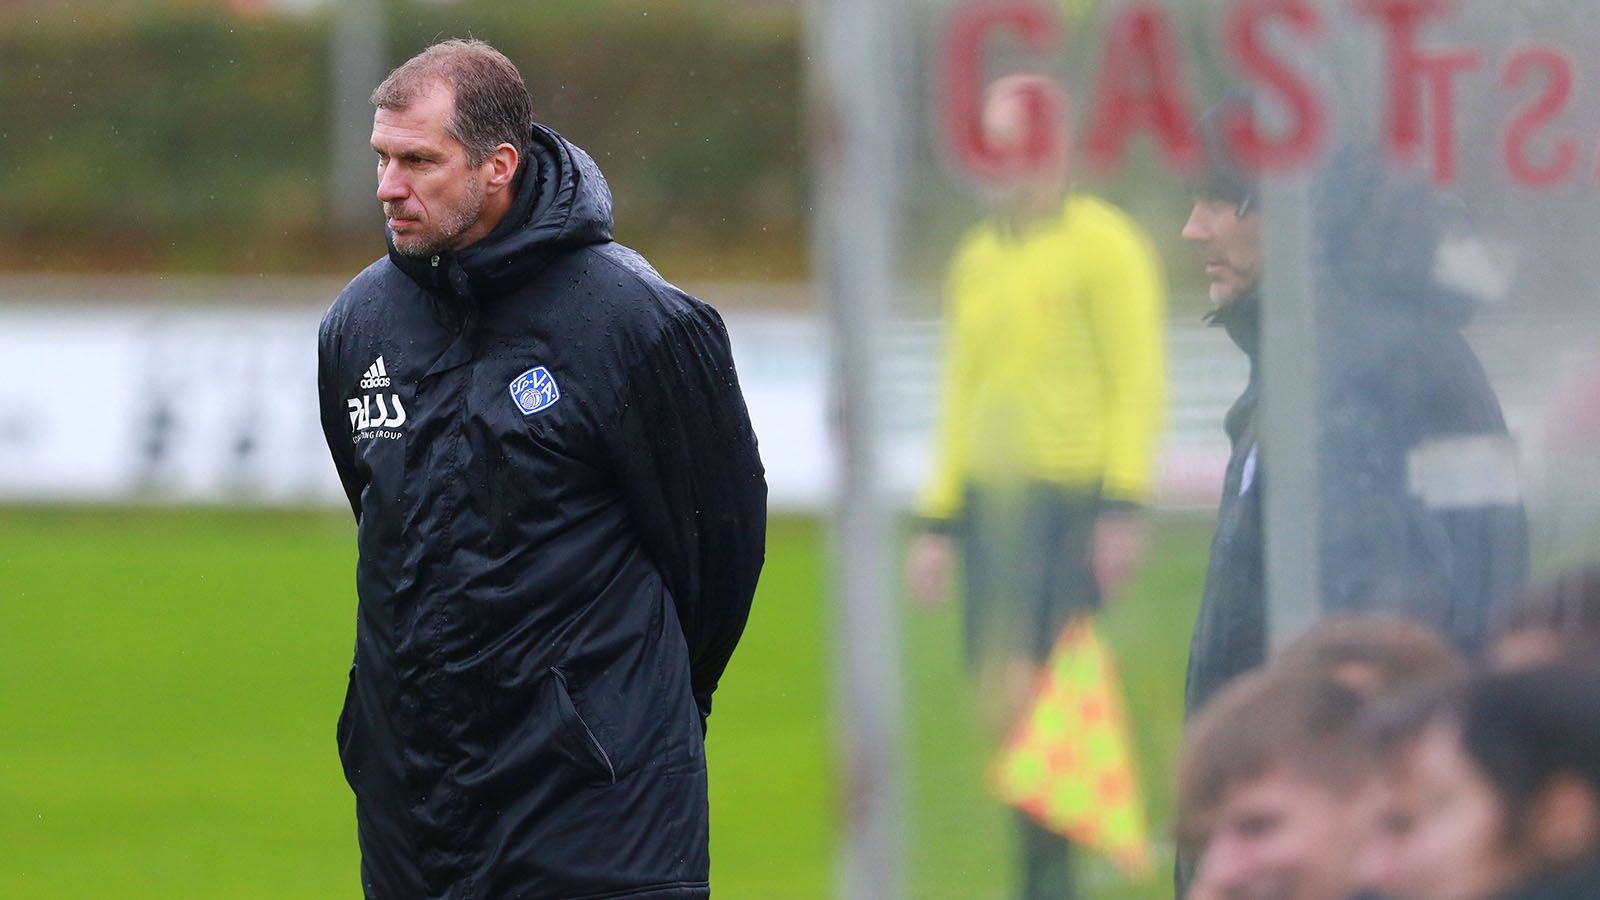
[1355,676,1460,900]
[978,73,1071,217]
[1491,564,1600,670]
[1178,670,1369,900]
[1182,94,1261,308]
[369,39,532,257]
[1266,616,1463,900]
[1179,615,1462,898]
[1275,614,1465,697]
[1371,665,1600,900]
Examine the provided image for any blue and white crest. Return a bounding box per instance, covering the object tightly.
[509,366,561,416]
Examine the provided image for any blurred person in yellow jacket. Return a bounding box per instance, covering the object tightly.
[906,73,1166,900]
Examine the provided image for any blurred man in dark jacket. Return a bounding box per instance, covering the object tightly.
[1180,116,1528,718]
[317,39,766,900]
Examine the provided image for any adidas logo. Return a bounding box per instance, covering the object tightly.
[347,354,406,438]
[359,356,392,389]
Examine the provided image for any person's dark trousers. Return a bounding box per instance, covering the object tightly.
[1017,812,1075,900]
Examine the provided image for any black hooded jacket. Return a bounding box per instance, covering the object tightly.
[1184,158,1528,716]
[317,125,766,900]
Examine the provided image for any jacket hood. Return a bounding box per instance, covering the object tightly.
[1312,149,1479,329]
[387,124,615,302]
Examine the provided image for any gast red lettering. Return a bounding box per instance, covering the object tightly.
[938,0,1600,190]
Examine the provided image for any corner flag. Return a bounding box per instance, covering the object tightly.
[991,617,1152,877]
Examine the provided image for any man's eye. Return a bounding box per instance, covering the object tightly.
[1381,811,1414,835]
[1234,814,1279,838]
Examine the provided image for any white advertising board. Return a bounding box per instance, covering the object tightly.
[0,279,1262,511]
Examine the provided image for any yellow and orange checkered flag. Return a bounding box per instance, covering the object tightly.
[990,617,1152,877]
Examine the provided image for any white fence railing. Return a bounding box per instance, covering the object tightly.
[9,276,1582,515]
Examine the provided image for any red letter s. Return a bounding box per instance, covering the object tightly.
[1502,45,1577,189]
[1224,0,1326,172]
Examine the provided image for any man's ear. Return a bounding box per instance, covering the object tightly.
[484,143,519,194]
[1527,774,1600,863]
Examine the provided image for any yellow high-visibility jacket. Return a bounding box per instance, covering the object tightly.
[919,194,1167,523]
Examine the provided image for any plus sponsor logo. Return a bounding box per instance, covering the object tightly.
[348,356,406,441]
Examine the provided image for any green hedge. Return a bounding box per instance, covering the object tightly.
[0,1,806,277]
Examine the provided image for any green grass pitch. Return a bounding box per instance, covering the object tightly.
[0,508,1209,899]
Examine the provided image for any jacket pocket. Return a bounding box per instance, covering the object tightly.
[550,667,617,785]
[335,665,356,761]
[335,665,368,790]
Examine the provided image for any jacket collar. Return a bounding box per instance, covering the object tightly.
[1205,286,1261,360]
[386,124,615,306]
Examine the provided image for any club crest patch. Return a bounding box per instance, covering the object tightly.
[509,366,561,416]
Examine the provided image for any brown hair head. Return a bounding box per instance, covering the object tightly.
[1275,614,1464,699]
[1176,669,1368,853]
[371,39,534,169]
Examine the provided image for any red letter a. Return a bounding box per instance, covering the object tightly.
[1083,2,1201,173]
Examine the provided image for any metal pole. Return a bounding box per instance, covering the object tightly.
[1259,1,1332,649]
[1259,171,1321,651]
[329,0,387,232]
[804,0,909,896]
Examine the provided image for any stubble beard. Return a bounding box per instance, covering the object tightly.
[387,181,486,258]
[1209,269,1260,308]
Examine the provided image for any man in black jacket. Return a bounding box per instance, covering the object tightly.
[1180,127,1528,719]
[317,39,766,900]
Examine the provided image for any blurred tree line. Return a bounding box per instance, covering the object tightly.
[0,0,806,279]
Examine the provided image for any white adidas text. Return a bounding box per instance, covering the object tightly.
[359,355,393,389]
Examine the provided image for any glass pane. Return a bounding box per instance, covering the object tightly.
[818,0,1600,896]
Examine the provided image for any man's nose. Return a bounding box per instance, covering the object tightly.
[1181,203,1210,242]
[1352,834,1399,894]
[1196,835,1251,891]
[376,162,408,203]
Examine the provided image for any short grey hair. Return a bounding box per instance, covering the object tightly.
[370,39,533,168]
